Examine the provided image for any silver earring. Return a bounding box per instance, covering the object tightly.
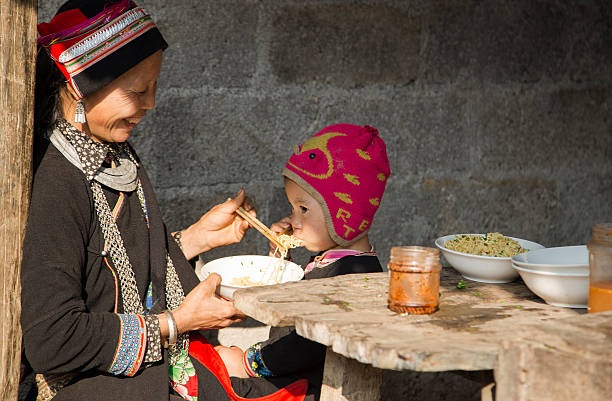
[74,99,86,123]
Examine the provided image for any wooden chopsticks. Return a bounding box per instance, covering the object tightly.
[235,206,288,255]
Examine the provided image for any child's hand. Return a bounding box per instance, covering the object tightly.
[214,345,250,378]
[268,217,292,258]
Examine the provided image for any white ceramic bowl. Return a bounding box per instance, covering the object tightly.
[511,245,589,274]
[435,234,545,283]
[196,255,304,299]
[511,263,588,308]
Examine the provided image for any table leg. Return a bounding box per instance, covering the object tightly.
[480,383,495,401]
[319,348,383,401]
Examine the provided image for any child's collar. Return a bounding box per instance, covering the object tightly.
[304,247,376,274]
[320,248,373,259]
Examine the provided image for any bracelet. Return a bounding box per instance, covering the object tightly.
[172,231,184,252]
[164,310,178,346]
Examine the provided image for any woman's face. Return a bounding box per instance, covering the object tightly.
[285,178,337,253]
[70,50,163,143]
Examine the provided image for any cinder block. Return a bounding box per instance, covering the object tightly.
[37,0,62,21]
[555,2,612,83]
[416,175,558,246]
[152,0,258,88]
[154,184,262,259]
[422,0,612,84]
[314,90,471,176]
[270,4,420,87]
[467,88,608,176]
[553,173,612,245]
[373,173,559,258]
[132,89,320,188]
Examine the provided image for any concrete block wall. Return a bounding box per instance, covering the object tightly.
[39,0,612,270]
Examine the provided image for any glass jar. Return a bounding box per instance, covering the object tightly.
[587,223,612,313]
[387,246,441,314]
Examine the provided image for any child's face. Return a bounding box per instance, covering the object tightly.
[284,179,337,253]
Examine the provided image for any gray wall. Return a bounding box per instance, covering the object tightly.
[40,0,612,270]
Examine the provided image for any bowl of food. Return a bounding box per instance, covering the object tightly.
[511,263,588,308]
[435,233,545,283]
[511,245,589,275]
[196,255,304,299]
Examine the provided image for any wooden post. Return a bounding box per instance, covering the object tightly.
[0,0,37,399]
[319,349,383,401]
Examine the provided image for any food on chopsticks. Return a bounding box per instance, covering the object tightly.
[234,203,303,283]
[260,234,302,284]
[444,232,527,257]
[235,206,303,260]
[274,234,303,259]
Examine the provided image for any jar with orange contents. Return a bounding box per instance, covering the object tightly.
[587,223,612,313]
[387,246,441,314]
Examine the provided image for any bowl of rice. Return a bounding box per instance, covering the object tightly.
[195,255,304,299]
[435,233,545,283]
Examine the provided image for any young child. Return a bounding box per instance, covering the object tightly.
[217,123,390,383]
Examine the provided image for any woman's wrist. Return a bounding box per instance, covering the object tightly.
[157,312,169,342]
[164,310,178,345]
[176,225,211,260]
[169,306,190,334]
[157,309,188,346]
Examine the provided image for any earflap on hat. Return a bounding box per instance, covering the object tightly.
[283,124,390,247]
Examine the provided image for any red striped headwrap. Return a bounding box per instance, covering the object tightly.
[38,0,167,98]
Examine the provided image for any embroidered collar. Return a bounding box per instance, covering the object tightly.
[55,119,122,181]
[304,249,376,274]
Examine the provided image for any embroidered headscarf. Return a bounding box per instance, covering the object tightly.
[37,0,167,99]
[283,124,390,247]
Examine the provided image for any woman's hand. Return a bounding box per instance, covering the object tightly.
[214,345,250,378]
[164,273,246,335]
[178,189,255,260]
[268,216,292,258]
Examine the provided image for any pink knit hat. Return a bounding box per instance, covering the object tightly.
[283,124,390,247]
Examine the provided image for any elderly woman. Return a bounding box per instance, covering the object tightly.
[22,1,311,400]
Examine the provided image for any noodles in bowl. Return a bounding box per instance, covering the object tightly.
[435,233,544,283]
[195,255,304,299]
[444,232,527,258]
[231,276,266,287]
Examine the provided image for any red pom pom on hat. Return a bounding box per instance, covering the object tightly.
[364,125,379,136]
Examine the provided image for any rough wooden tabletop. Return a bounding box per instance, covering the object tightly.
[233,268,584,372]
[495,310,612,401]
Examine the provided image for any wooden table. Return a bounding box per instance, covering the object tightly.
[233,268,585,400]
